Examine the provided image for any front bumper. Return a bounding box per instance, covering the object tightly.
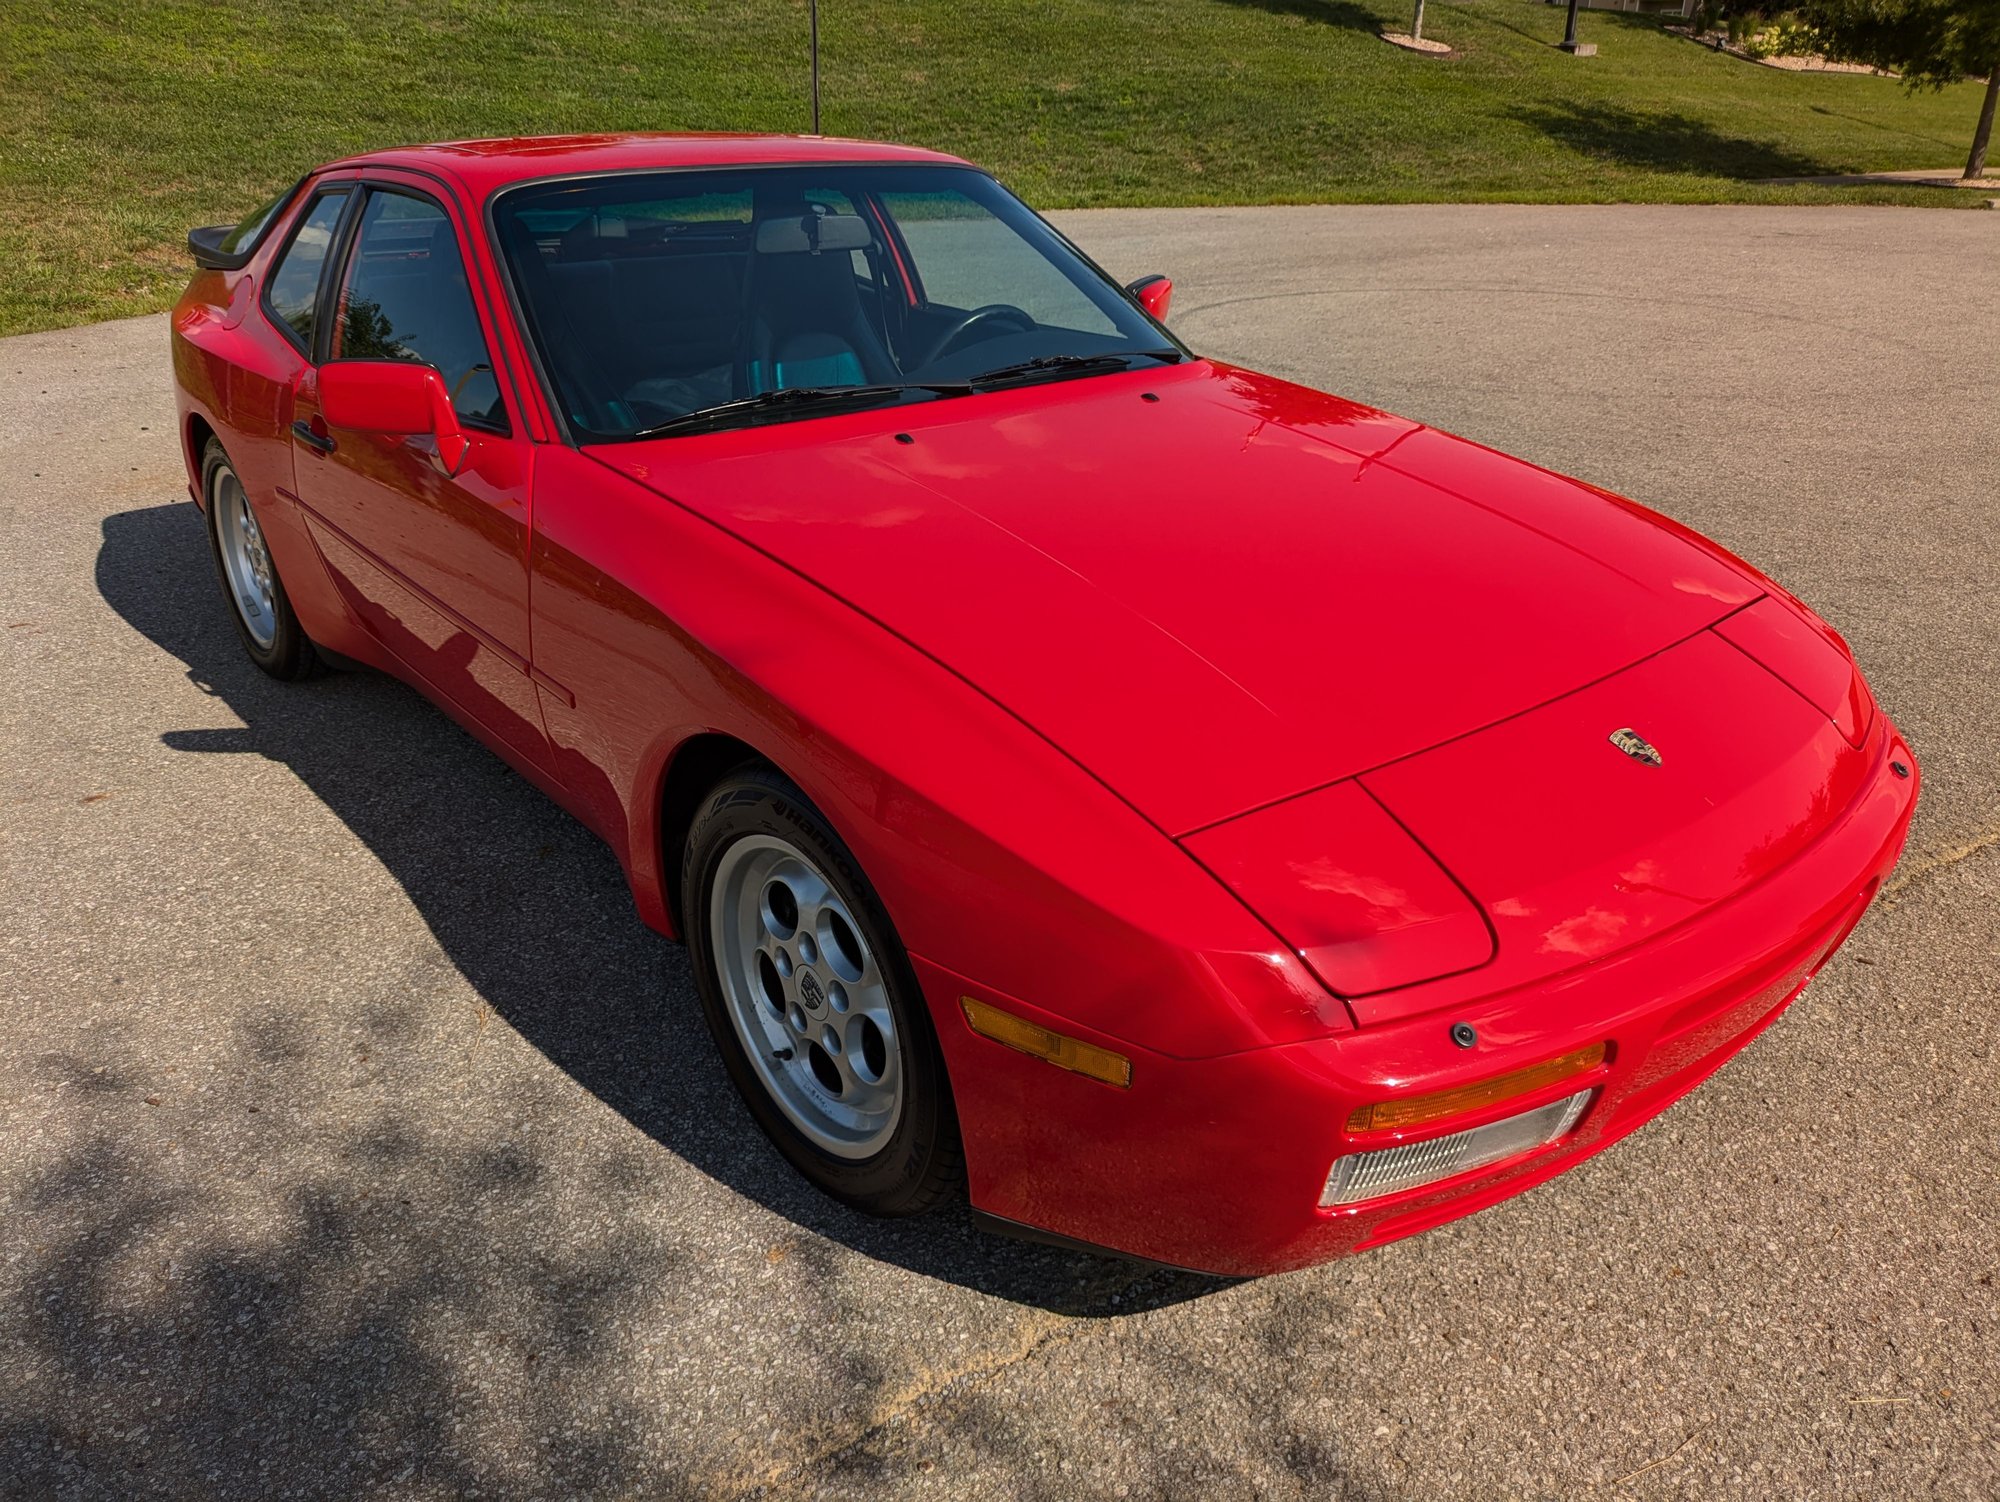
[928,718,1918,1278]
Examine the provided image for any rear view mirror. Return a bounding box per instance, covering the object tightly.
[755,213,874,255]
[320,361,470,475]
[1126,274,1173,323]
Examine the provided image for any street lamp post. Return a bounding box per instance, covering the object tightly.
[1558,0,1596,54]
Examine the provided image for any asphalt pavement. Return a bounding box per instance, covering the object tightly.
[2,203,1996,1499]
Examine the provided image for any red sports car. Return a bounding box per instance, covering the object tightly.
[171,133,1916,1276]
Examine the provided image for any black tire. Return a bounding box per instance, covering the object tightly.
[681,764,964,1216]
[201,438,319,681]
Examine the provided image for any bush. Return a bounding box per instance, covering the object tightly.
[1738,11,1827,56]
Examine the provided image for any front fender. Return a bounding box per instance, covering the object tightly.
[525,446,1348,1063]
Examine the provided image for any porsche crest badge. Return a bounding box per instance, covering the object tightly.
[1608,727,1663,767]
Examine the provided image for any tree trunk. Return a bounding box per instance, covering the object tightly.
[1968,67,1999,180]
[1412,0,1426,41]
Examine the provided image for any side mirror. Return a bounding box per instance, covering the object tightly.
[1126,274,1173,323]
[320,360,470,475]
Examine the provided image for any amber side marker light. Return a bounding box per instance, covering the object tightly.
[959,997,1133,1088]
[1346,1042,1607,1133]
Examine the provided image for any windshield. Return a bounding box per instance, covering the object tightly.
[492,165,1183,440]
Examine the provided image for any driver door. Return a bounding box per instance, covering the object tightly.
[289,179,554,776]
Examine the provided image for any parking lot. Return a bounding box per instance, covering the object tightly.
[3,203,1996,1499]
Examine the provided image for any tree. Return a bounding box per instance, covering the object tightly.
[1799,0,2000,178]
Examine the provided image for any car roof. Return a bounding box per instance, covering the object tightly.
[323,132,974,199]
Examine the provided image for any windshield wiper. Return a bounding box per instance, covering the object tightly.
[968,349,1183,390]
[624,381,972,440]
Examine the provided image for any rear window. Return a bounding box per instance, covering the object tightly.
[519,188,756,254]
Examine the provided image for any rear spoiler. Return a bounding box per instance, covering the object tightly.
[187,224,251,271]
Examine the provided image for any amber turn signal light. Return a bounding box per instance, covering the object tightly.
[1346,1042,1607,1133]
[959,997,1133,1088]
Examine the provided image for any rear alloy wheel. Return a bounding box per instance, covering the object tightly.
[202,438,318,680]
[683,765,962,1215]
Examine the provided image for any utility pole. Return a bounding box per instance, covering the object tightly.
[810,0,822,134]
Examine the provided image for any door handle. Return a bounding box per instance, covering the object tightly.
[291,419,337,455]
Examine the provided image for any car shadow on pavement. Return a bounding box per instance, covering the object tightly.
[93,501,1236,1321]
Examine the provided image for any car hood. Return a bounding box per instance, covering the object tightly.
[594,360,1759,835]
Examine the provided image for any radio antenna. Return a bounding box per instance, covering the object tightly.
[809,0,822,134]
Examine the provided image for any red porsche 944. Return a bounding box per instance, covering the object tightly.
[171,134,1916,1276]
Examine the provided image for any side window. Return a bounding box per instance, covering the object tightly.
[332,190,507,432]
[265,191,348,350]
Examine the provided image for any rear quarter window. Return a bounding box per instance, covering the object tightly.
[264,191,349,351]
[216,177,305,258]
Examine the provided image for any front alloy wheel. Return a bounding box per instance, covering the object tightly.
[683,765,961,1215]
[710,833,903,1159]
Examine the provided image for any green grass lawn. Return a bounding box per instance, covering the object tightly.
[1,0,1989,334]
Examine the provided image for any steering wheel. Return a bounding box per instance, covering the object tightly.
[921,304,1036,365]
